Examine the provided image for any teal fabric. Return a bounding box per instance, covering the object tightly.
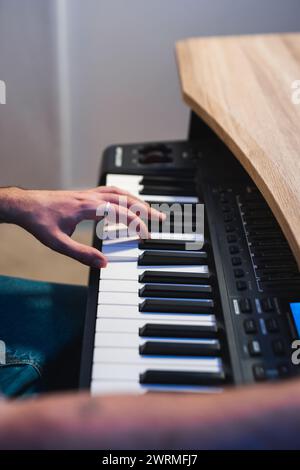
[0,275,87,398]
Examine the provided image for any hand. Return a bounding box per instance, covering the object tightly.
[5,186,164,268]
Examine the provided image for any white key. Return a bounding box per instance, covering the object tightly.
[100,262,209,280]
[91,380,222,395]
[106,174,142,189]
[94,332,219,348]
[106,174,198,203]
[93,348,221,366]
[98,292,213,306]
[99,280,210,293]
[141,195,199,204]
[92,361,222,381]
[97,304,215,322]
[95,317,216,333]
[102,226,204,244]
[99,279,139,293]
[102,246,205,261]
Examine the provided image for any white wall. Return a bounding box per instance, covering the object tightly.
[1,0,300,189]
[0,0,62,188]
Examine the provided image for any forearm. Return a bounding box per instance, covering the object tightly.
[0,380,300,449]
[0,186,25,224]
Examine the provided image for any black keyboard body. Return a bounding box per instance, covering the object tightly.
[80,130,300,389]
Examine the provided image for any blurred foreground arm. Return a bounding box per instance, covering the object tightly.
[0,380,300,449]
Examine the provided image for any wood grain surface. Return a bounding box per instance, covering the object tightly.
[176,33,300,266]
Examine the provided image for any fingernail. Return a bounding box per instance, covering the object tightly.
[95,259,107,269]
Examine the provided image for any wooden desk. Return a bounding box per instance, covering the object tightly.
[176,33,300,267]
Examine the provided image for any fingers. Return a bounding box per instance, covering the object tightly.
[53,232,108,268]
[92,186,166,220]
[108,203,150,238]
[92,186,133,197]
[93,193,165,221]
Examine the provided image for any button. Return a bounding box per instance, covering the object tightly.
[231,257,242,266]
[220,194,229,203]
[261,298,275,312]
[244,319,257,334]
[248,340,261,356]
[265,318,279,333]
[226,224,235,233]
[234,268,244,278]
[229,245,240,254]
[272,339,285,356]
[236,280,247,291]
[227,234,237,243]
[239,298,252,313]
[222,205,230,213]
[277,364,289,378]
[224,214,233,222]
[253,364,267,382]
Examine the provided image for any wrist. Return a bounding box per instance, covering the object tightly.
[0,187,26,225]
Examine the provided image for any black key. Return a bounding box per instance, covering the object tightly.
[139,323,218,339]
[141,175,193,187]
[139,270,211,284]
[139,299,213,313]
[139,239,207,251]
[140,370,225,386]
[139,341,221,357]
[139,284,212,299]
[138,250,208,266]
[229,245,239,254]
[140,186,196,197]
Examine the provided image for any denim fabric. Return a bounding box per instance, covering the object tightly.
[0,275,87,398]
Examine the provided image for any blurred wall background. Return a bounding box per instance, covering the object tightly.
[0,0,300,189]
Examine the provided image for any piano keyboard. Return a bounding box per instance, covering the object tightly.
[90,171,227,394]
[80,140,300,395]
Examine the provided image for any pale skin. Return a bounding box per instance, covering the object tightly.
[0,186,300,449]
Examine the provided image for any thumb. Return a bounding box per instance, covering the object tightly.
[54,232,107,268]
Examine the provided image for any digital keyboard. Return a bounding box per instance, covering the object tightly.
[80,135,300,395]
